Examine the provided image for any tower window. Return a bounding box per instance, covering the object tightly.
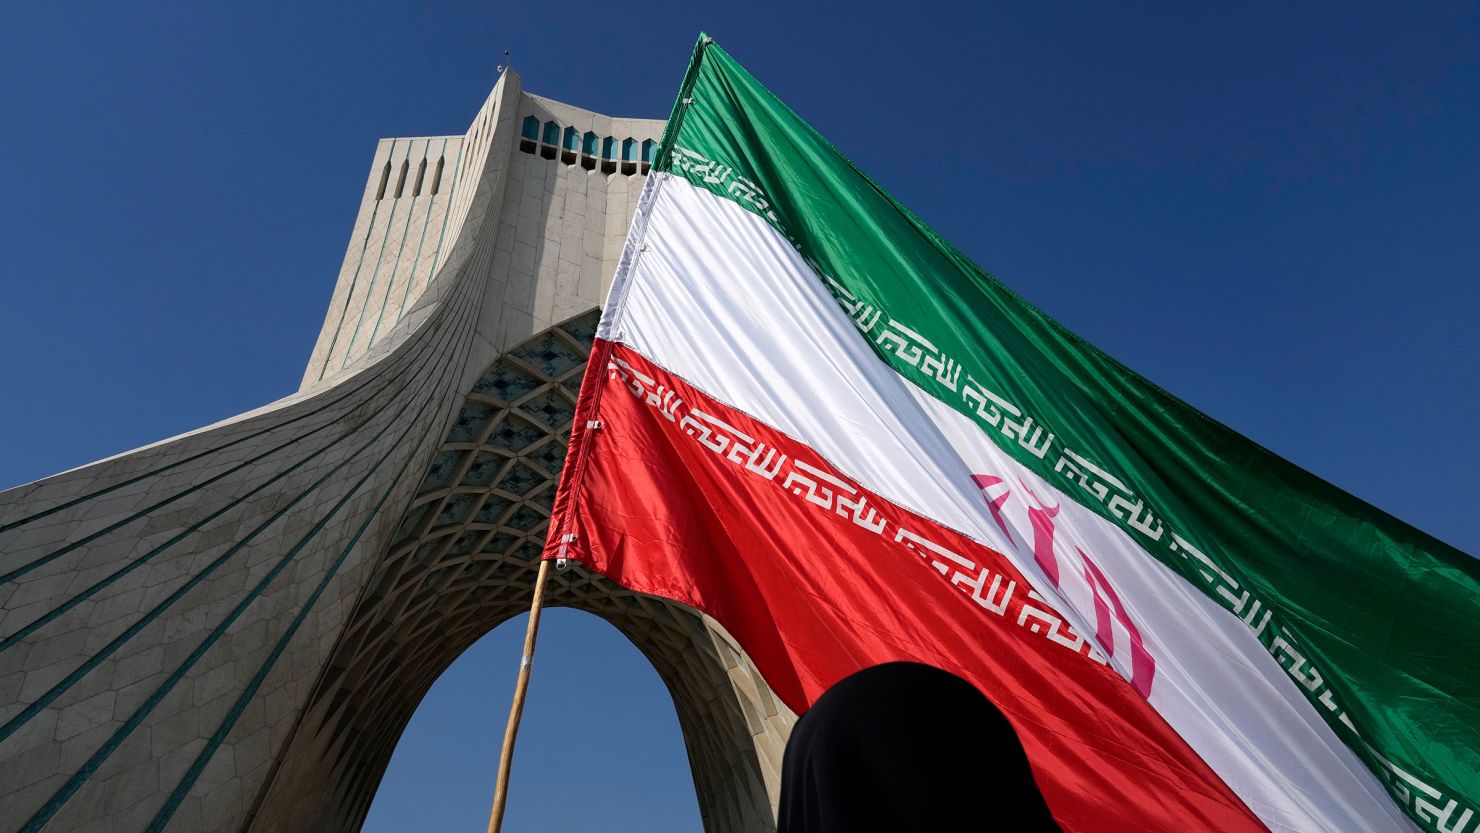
[413,157,427,197]
[601,137,618,173]
[581,132,599,170]
[394,159,409,198]
[561,126,580,164]
[542,121,559,145]
[521,115,539,141]
[640,139,656,175]
[621,138,639,174]
[431,156,445,195]
[375,160,391,200]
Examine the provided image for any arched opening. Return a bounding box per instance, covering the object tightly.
[360,609,702,831]
[248,311,794,833]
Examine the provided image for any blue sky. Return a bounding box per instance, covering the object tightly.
[2,2,1477,830]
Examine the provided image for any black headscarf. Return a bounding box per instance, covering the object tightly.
[778,662,1063,832]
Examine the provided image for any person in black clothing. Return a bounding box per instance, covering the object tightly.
[777,662,1063,833]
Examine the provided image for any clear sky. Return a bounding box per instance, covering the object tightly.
[2,2,1477,831]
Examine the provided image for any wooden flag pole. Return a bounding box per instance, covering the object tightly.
[485,557,554,833]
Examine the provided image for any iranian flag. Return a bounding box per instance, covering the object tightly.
[545,36,1480,833]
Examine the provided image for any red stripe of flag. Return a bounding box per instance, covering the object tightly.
[546,341,1268,833]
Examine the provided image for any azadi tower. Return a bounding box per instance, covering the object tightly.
[0,71,793,833]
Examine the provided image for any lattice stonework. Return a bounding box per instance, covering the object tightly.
[250,311,794,833]
[390,314,591,589]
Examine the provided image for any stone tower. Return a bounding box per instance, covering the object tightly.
[0,70,793,833]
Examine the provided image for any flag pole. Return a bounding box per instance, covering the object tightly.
[485,556,554,833]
